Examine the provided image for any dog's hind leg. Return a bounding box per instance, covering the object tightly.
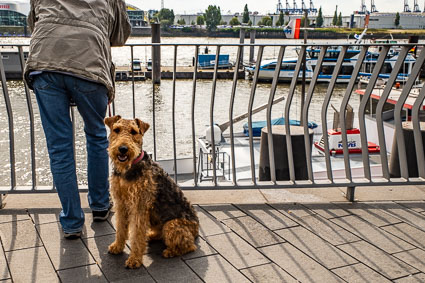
[162,219,198,258]
[108,203,129,255]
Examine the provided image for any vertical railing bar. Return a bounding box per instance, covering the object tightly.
[131,45,135,119]
[376,46,410,179]
[228,45,243,185]
[152,44,157,161]
[247,46,264,185]
[18,46,37,189]
[191,46,199,186]
[303,46,328,181]
[172,45,178,182]
[209,45,221,186]
[394,46,425,179]
[112,100,116,116]
[412,80,425,178]
[356,45,389,181]
[266,46,286,183]
[320,45,348,181]
[284,45,306,182]
[0,50,16,190]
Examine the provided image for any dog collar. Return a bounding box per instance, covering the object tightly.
[132,151,145,165]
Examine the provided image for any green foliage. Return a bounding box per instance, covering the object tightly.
[177,18,186,25]
[196,15,205,25]
[248,19,252,26]
[220,20,227,25]
[158,8,175,23]
[276,11,284,26]
[182,26,192,32]
[229,17,240,26]
[332,6,338,26]
[337,12,342,27]
[160,19,172,30]
[205,5,222,31]
[395,12,400,27]
[242,4,250,23]
[258,16,272,26]
[301,15,310,27]
[316,7,323,27]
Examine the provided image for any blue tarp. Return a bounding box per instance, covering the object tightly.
[243,117,318,137]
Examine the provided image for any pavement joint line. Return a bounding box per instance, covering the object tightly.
[56,262,98,272]
[391,271,424,282]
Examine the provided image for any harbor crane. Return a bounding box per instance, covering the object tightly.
[360,0,368,14]
[413,0,421,12]
[370,0,378,13]
[277,0,317,14]
[404,0,411,12]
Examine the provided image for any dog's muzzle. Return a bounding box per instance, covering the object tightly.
[118,146,129,162]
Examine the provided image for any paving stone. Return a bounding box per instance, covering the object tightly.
[206,232,269,269]
[200,204,246,220]
[5,247,59,282]
[275,226,357,269]
[235,204,298,230]
[338,241,418,280]
[269,203,317,218]
[331,263,392,283]
[82,212,116,239]
[143,252,202,283]
[393,249,425,273]
[28,208,61,225]
[396,201,425,213]
[381,223,425,249]
[331,215,414,253]
[240,263,298,283]
[195,207,230,237]
[181,236,217,260]
[222,216,285,248]
[186,254,249,283]
[302,202,351,219]
[0,210,30,224]
[371,202,425,231]
[84,234,154,282]
[0,249,10,280]
[394,273,425,283]
[334,202,401,227]
[259,243,342,283]
[0,219,42,251]
[57,264,107,283]
[292,214,360,245]
[36,222,95,270]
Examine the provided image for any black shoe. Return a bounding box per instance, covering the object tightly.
[92,209,110,222]
[64,231,82,240]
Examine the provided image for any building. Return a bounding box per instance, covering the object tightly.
[126,4,148,27]
[0,0,30,26]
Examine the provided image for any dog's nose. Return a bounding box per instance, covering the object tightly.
[118,146,128,154]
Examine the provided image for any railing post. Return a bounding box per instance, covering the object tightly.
[151,23,161,84]
[346,186,356,202]
[249,30,256,64]
[239,28,245,67]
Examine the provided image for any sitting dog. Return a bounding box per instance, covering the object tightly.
[105,115,199,269]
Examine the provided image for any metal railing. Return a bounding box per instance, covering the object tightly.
[1,42,425,201]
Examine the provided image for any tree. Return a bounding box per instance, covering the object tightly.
[301,15,310,27]
[196,15,205,25]
[247,19,252,26]
[258,16,272,26]
[157,8,175,28]
[337,12,342,27]
[177,18,186,25]
[332,6,338,26]
[242,4,250,23]
[395,12,400,27]
[276,11,284,26]
[205,5,222,31]
[229,17,240,26]
[316,7,323,27]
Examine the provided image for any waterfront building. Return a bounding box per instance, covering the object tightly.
[0,0,29,27]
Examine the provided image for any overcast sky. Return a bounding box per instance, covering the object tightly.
[126,0,414,16]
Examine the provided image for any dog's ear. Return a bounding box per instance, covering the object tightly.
[104,115,121,129]
[135,118,150,134]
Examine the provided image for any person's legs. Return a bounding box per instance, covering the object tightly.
[33,72,84,233]
[66,76,110,213]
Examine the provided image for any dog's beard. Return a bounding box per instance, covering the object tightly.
[109,145,143,174]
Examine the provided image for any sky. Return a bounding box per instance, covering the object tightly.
[126,0,412,16]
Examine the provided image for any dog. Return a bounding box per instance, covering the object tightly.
[105,115,199,269]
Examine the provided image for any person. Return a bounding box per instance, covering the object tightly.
[24,0,131,239]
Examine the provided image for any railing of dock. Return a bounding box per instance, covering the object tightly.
[1,42,425,201]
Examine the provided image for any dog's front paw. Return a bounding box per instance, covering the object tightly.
[108,241,124,254]
[125,256,143,269]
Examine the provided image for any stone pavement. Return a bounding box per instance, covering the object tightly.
[1,186,425,282]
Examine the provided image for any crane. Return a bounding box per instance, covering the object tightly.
[404,0,411,12]
[413,0,421,12]
[371,0,378,13]
[360,0,367,14]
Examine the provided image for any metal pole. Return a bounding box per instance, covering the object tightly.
[239,28,245,67]
[249,30,256,64]
[151,23,161,84]
[300,9,308,125]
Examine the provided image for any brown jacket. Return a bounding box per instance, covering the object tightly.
[24,0,131,101]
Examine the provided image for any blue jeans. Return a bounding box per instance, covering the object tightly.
[33,72,110,233]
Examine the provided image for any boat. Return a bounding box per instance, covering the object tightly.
[0,49,28,79]
[197,54,233,69]
[243,117,318,137]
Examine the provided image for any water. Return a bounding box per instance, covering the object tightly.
[0,36,362,187]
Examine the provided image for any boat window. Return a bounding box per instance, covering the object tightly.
[340,66,354,75]
[398,63,410,74]
[280,64,296,71]
[344,52,358,59]
[308,51,318,59]
[380,63,392,74]
[325,52,339,59]
[319,65,335,75]
[1,55,9,60]
[362,62,374,73]
[264,63,276,70]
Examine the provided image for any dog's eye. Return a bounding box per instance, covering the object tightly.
[131,129,138,135]
[113,128,120,134]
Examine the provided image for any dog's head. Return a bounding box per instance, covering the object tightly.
[104,115,150,172]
